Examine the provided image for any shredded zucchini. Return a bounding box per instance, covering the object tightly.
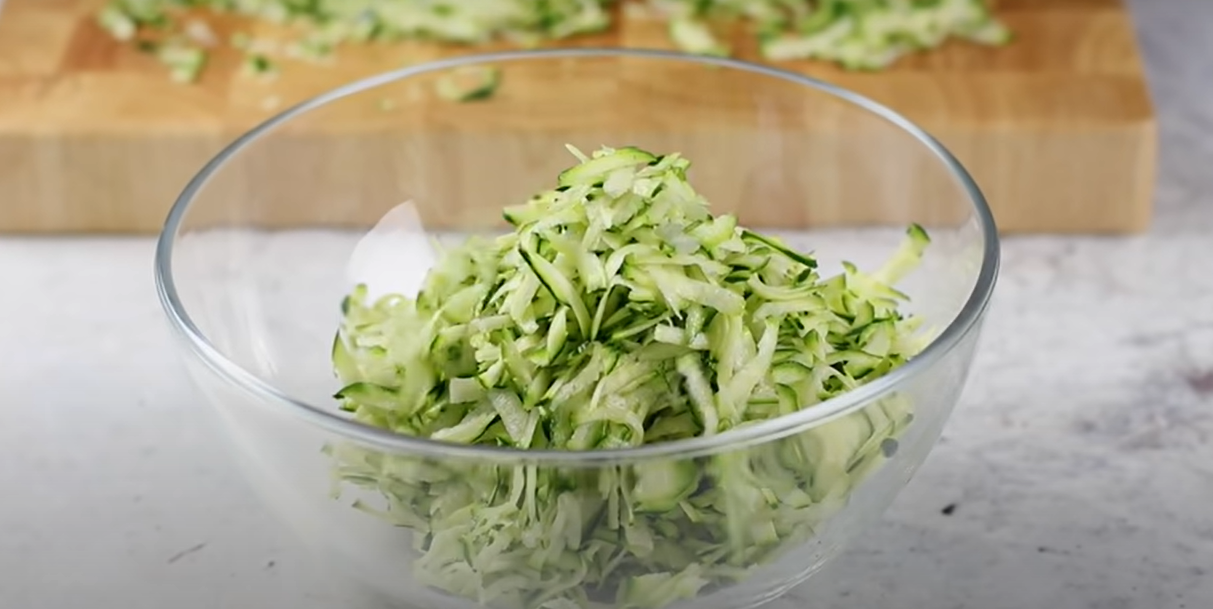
[328,145,930,608]
[668,18,730,57]
[157,43,208,83]
[97,0,1009,83]
[658,0,1009,70]
[97,4,138,41]
[756,0,1011,69]
[436,65,503,102]
[242,53,278,78]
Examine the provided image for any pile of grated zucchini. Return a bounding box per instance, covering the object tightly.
[326,145,930,609]
[652,0,1010,68]
[98,0,1009,83]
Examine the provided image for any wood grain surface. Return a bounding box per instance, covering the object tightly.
[0,0,1156,234]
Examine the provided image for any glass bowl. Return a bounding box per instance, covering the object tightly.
[155,48,998,609]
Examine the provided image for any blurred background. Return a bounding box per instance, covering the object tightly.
[0,1,1209,609]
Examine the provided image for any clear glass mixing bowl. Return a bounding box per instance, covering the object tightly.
[155,48,998,609]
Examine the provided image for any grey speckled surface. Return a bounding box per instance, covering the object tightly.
[1,1,1210,608]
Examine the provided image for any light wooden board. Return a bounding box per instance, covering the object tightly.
[0,0,1156,234]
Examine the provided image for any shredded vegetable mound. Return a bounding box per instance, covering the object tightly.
[328,145,930,609]
[98,0,1010,82]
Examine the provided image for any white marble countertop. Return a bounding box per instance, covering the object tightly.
[2,2,1210,608]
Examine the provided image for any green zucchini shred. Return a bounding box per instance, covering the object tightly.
[328,144,931,608]
[157,43,208,83]
[97,4,138,41]
[241,53,277,78]
[668,18,730,57]
[435,65,504,102]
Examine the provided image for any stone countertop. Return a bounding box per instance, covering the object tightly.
[1,1,1210,608]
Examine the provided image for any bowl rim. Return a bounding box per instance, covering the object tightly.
[155,47,1000,464]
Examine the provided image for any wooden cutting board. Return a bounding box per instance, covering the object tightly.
[0,0,1155,234]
